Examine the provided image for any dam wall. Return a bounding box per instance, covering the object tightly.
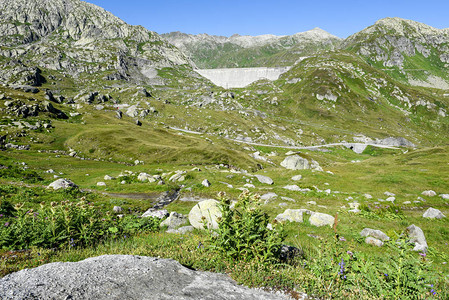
[195,67,291,89]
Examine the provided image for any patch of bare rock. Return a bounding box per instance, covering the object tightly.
[0,255,295,300]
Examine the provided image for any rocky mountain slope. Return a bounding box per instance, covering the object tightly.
[0,0,199,88]
[162,28,342,68]
[341,17,449,89]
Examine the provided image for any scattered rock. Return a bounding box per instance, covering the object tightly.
[243,183,255,189]
[188,199,222,230]
[406,224,428,253]
[104,175,114,180]
[441,194,449,200]
[360,228,390,241]
[141,209,169,219]
[365,237,384,247]
[254,175,274,185]
[202,179,211,187]
[97,182,106,187]
[275,209,310,223]
[169,171,187,182]
[283,185,302,191]
[116,110,123,119]
[307,201,317,205]
[160,212,188,229]
[423,208,446,219]
[422,190,437,197]
[291,175,303,181]
[138,172,152,182]
[0,255,292,300]
[47,179,77,190]
[260,193,277,203]
[364,194,373,199]
[386,197,396,202]
[113,206,123,213]
[384,192,395,197]
[309,212,335,227]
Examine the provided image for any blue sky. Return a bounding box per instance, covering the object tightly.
[85,0,449,38]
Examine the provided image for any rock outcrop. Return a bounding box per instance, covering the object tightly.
[0,0,194,86]
[0,255,292,299]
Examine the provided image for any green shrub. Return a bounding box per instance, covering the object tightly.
[0,199,162,250]
[208,191,285,263]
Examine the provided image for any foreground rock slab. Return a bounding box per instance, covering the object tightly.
[0,255,292,300]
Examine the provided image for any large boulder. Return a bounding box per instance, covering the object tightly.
[188,199,222,229]
[406,224,428,253]
[423,208,446,219]
[280,155,309,170]
[47,178,77,190]
[0,255,291,300]
[275,209,311,223]
[280,155,322,171]
[309,212,335,227]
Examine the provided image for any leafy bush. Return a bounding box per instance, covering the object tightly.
[0,199,162,250]
[208,191,285,263]
[300,234,439,299]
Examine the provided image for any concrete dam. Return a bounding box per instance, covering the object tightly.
[196,67,291,89]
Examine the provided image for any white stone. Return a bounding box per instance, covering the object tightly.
[97,182,106,187]
[202,179,211,187]
[406,224,428,252]
[188,200,222,230]
[360,228,390,241]
[283,185,302,191]
[275,209,311,223]
[47,179,77,190]
[423,207,446,219]
[309,212,335,227]
[291,175,303,181]
[365,237,384,247]
[254,175,274,185]
[422,190,437,197]
[142,209,169,219]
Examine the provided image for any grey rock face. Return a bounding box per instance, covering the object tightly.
[0,255,292,300]
[0,0,193,86]
[423,207,446,219]
[406,224,428,252]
